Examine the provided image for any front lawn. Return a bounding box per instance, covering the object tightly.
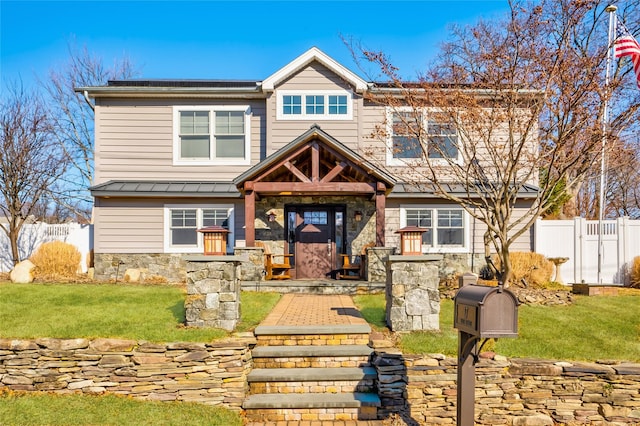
[0,391,242,426]
[355,292,640,362]
[0,283,280,342]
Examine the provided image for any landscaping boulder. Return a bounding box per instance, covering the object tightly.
[10,260,36,283]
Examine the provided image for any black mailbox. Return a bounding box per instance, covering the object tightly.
[454,284,519,338]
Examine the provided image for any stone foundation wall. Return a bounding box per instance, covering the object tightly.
[93,253,187,283]
[0,337,255,410]
[371,346,640,425]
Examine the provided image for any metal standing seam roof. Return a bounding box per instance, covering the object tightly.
[89,181,241,198]
[90,179,539,199]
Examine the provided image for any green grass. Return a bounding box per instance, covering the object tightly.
[354,293,640,362]
[352,294,387,329]
[0,392,242,426]
[0,283,280,342]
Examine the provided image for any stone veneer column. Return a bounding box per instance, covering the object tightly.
[184,255,243,331]
[367,247,395,283]
[386,255,443,331]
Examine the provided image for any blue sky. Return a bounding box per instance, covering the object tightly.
[1,1,510,89]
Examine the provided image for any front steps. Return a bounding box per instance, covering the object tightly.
[244,324,381,422]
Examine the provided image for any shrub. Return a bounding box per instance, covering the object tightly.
[495,252,553,288]
[630,256,640,288]
[30,241,81,280]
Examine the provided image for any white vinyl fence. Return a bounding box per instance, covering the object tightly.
[0,223,92,273]
[535,217,640,285]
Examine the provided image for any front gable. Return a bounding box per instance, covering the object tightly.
[234,124,395,196]
[261,47,368,93]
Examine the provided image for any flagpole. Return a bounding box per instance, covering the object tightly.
[598,5,617,284]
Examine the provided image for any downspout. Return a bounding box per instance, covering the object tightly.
[83,90,95,112]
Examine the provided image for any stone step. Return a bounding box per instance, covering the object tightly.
[248,366,377,383]
[244,391,381,408]
[252,344,373,369]
[249,378,376,394]
[254,325,371,347]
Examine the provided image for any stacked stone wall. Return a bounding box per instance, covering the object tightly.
[371,347,640,425]
[0,337,255,410]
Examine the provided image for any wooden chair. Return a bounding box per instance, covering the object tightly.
[256,242,292,280]
[337,242,374,280]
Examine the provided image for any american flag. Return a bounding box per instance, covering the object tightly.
[614,20,640,88]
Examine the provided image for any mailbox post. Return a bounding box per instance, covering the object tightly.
[453,278,519,426]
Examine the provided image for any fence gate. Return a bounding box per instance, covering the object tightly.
[535,217,640,285]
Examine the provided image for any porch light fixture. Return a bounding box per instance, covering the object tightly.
[198,225,230,255]
[354,211,363,222]
[396,226,427,256]
[267,211,277,222]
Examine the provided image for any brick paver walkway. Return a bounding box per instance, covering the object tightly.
[259,294,369,327]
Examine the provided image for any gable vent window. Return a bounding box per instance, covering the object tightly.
[277,90,353,120]
[173,106,251,166]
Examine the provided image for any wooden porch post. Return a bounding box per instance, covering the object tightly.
[245,185,256,247]
[376,182,386,247]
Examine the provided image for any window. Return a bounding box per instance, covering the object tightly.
[401,206,467,252]
[303,211,328,225]
[277,91,352,120]
[164,205,234,253]
[387,108,459,165]
[173,106,251,165]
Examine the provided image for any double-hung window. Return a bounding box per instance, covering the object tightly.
[174,106,251,165]
[165,205,234,253]
[277,90,352,120]
[401,206,467,252]
[387,108,459,165]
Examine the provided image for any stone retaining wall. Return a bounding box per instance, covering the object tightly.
[0,337,255,410]
[371,346,640,425]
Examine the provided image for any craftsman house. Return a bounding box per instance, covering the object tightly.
[80,47,536,283]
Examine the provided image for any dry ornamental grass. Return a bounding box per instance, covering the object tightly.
[30,241,81,281]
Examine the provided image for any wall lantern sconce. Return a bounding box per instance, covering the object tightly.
[267,211,277,222]
[354,211,363,222]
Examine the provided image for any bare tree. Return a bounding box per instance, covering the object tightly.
[43,41,138,221]
[0,83,68,265]
[354,0,640,285]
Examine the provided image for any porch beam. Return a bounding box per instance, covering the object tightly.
[252,181,375,194]
[376,189,386,246]
[245,190,256,247]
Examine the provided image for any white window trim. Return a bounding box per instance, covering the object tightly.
[163,204,235,253]
[173,105,251,166]
[386,107,462,167]
[276,90,353,120]
[400,204,469,254]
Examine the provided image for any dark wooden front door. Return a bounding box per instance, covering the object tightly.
[288,206,344,279]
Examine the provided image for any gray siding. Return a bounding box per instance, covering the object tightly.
[267,61,361,153]
[94,99,265,185]
[94,197,243,253]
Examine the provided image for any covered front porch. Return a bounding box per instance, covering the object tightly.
[233,124,396,281]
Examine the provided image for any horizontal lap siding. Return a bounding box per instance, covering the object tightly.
[94,199,164,253]
[268,62,360,152]
[94,100,265,184]
[94,198,243,253]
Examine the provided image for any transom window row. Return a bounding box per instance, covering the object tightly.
[283,94,348,116]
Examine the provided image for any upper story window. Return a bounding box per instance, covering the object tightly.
[173,106,251,165]
[387,108,459,166]
[277,90,353,120]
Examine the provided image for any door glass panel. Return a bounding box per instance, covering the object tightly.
[303,211,328,225]
[287,210,296,267]
[335,211,343,268]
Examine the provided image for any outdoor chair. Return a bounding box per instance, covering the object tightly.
[256,242,292,280]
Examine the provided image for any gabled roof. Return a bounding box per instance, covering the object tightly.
[261,47,369,93]
[233,124,396,190]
